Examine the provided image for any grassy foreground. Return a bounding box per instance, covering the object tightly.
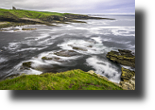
[0,69,123,90]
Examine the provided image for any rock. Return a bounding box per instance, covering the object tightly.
[68,45,87,51]
[22,28,36,31]
[42,56,61,62]
[54,50,80,57]
[22,62,32,68]
[118,67,135,90]
[106,49,135,67]
[72,47,87,51]
[121,67,135,81]
[88,70,95,75]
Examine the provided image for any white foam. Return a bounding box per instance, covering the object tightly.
[86,56,121,83]
[0,57,8,63]
[91,37,102,43]
[21,68,42,75]
[57,39,111,55]
[5,42,21,51]
[16,47,46,52]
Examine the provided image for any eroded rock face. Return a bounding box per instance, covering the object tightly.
[106,49,135,67]
[121,67,135,81]
[54,50,80,57]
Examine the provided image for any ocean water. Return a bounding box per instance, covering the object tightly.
[0,15,135,83]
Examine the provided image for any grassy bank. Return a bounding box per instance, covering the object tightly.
[0,69,123,90]
[0,8,64,19]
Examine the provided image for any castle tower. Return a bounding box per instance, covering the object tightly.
[12,6,16,10]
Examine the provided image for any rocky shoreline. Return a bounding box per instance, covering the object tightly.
[106,49,135,90]
[0,14,115,31]
[4,49,135,90]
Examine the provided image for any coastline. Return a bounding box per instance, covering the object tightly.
[0,8,115,29]
[0,8,135,90]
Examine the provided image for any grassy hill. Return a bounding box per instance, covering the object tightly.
[0,69,123,90]
[0,8,66,19]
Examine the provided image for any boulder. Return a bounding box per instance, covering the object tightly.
[106,49,135,67]
[54,50,80,57]
[118,67,135,90]
[121,67,135,81]
[20,61,32,70]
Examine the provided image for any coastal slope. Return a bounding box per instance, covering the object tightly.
[0,69,123,90]
[0,8,114,28]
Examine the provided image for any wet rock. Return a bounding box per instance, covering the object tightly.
[72,47,87,51]
[68,45,87,51]
[42,56,61,62]
[118,67,135,90]
[22,62,32,68]
[106,49,135,67]
[121,67,135,81]
[22,28,36,30]
[54,50,80,57]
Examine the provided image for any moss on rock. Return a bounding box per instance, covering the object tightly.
[106,49,135,67]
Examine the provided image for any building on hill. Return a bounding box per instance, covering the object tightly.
[12,6,16,10]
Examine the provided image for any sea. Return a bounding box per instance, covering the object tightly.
[0,14,135,83]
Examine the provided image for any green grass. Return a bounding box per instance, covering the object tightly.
[0,8,84,20]
[0,69,123,90]
[0,8,65,19]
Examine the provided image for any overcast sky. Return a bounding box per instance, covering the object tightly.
[0,0,135,14]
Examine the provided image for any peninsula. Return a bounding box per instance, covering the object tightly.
[0,7,114,29]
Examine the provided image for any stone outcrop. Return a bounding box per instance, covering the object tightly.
[68,45,87,51]
[54,50,80,57]
[20,61,32,70]
[119,67,135,90]
[106,49,135,90]
[106,49,135,67]
[42,56,61,62]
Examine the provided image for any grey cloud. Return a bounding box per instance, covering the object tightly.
[0,0,135,14]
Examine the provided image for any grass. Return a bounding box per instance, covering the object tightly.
[0,8,65,19]
[0,69,123,90]
[0,8,83,20]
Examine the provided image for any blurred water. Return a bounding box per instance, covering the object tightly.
[0,15,135,83]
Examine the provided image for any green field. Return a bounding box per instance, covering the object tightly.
[0,69,123,90]
[0,8,78,19]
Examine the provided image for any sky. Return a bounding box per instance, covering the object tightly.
[0,0,135,14]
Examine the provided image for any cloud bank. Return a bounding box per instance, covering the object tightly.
[0,0,135,14]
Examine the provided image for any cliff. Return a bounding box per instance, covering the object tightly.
[0,8,115,28]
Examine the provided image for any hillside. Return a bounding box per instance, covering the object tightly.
[0,8,114,28]
[0,69,123,90]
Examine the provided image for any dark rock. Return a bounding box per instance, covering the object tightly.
[21,61,32,70]
[42,56,61,62]
[54,50,80,57]
[106,49,135,67]
[22,28,36,30]
[72,47,87,51]
[68,45,87,51]
[22,62,32,68]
